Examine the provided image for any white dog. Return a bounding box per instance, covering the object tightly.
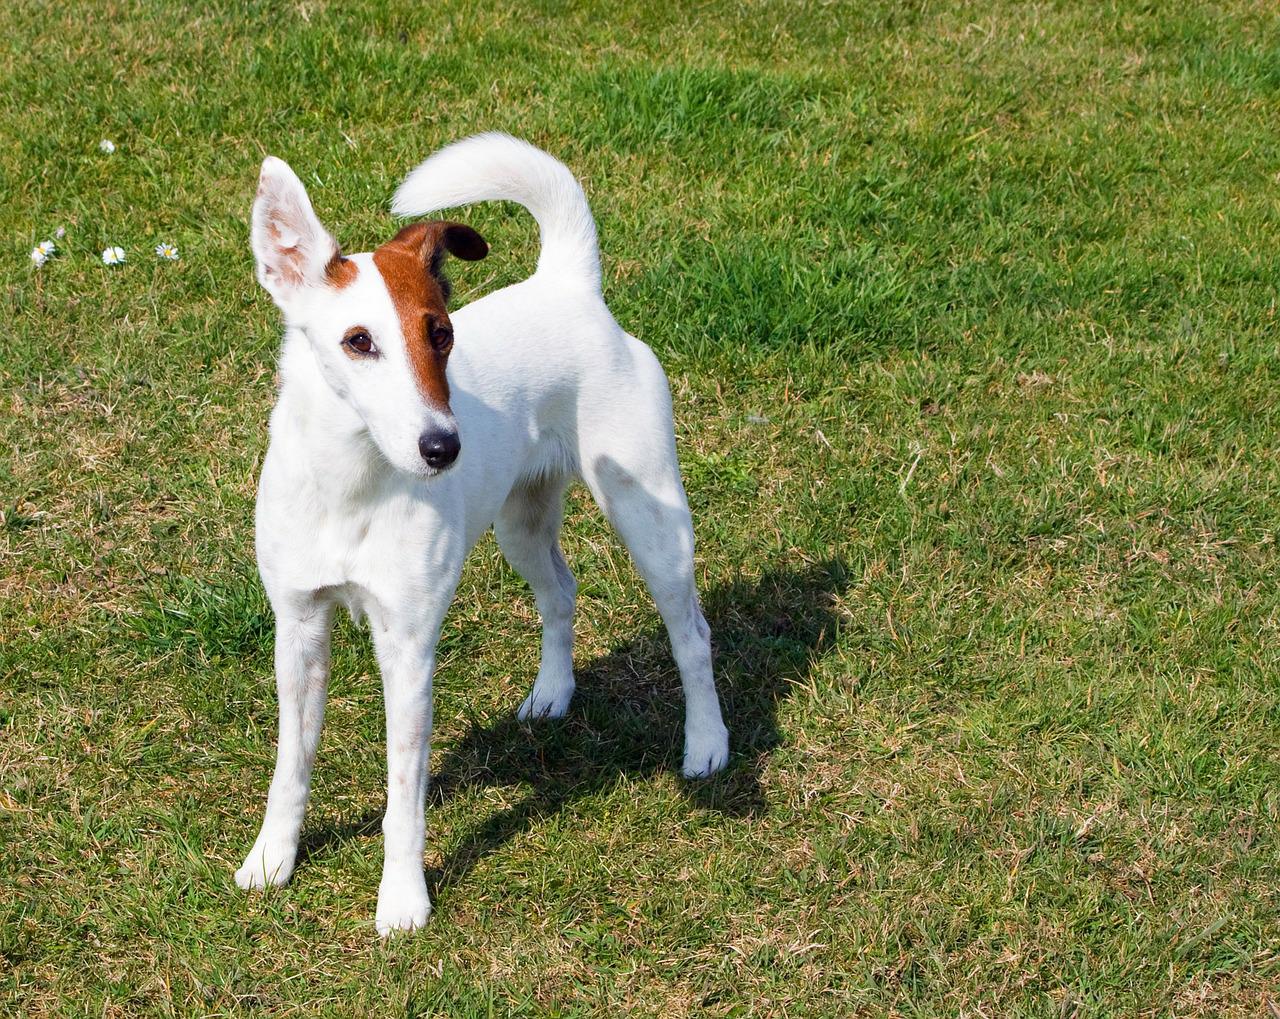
[235,133,730,935]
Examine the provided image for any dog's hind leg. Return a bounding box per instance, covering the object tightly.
[236,595,334,890]
[496,476,578,720]
[579,369,729,778]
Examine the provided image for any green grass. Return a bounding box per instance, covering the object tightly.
[3,0,1279,1015]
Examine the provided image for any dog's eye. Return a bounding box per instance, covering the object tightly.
[342,328,377,357]
[429,324,453,353]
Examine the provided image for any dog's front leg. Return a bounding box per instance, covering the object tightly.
[370,620,439,936]
[236,596,334,890]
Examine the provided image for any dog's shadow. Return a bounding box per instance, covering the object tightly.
[297,558,846,897]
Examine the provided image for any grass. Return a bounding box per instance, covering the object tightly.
[2,0,1279,1014]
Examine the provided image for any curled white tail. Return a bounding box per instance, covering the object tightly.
[392,133,600,288]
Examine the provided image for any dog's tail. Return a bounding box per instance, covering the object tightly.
[392,133,600,289]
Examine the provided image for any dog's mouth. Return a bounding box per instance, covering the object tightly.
[417,461,456,479]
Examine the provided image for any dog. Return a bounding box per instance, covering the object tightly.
[234,133,730,935]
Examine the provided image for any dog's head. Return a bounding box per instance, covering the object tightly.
[251,156,487,477]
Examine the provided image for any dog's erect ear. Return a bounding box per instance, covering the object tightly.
[251,156,343,314]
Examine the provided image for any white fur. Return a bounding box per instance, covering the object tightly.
[236,134,729,936]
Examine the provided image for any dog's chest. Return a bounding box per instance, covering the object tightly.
[256,465,439,599]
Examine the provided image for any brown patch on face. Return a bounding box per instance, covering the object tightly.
[372,223,456,410]
[325,251,358,288]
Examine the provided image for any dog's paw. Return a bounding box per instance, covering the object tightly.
[235,839,297,890]
[516,674,575,721]
[682,724,730,779]
[376,873,432,937]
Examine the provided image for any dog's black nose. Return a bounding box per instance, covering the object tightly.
[418,429,460,469]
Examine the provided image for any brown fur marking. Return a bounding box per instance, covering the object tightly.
[372,223,455,410]
[325,251,358,288]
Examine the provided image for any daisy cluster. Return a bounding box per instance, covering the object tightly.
[29,140,182,271]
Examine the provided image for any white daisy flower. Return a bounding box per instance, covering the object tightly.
[154,242,179,261]
[55,226,66,239]
[99,139,116,154]
[31,238,57,264]
[101,246,126,265]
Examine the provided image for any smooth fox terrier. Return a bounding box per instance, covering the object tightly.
[235,134,730,935]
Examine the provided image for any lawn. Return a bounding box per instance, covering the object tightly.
[2,0,1279,1015]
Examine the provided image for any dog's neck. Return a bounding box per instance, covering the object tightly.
[271,329,398,503]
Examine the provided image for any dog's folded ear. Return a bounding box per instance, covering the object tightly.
[251,156,344,316]
[384,221,487,305]
[426,222,487,304]
[436,223,488,262]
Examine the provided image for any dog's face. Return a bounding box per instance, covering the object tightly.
[250,157,487,477]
